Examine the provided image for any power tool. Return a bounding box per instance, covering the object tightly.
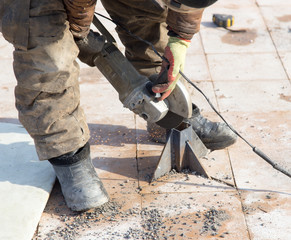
[90,16,192,129]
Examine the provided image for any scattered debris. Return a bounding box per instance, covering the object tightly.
[200,207,230,236]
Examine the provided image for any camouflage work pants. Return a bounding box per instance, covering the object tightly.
[2,0,169,160]
[12,0,90,160]
[101,0,168,77]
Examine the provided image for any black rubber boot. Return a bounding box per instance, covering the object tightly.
[49,142,109,211]
[183,104,237,150]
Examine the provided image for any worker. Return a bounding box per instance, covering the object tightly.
[0,0,236,212]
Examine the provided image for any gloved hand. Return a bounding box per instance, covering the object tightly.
[75,30,105,67]
[152,36,190,101]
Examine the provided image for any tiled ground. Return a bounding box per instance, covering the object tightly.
[0,0,290,239]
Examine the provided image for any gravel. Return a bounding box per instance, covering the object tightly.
[200,207,230,236]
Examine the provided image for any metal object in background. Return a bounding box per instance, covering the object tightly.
[212,14,246,32]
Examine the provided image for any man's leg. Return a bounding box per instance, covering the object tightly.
[12,0,108,211]
[101,0,168,77]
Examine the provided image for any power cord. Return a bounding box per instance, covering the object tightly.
[94,12,291,179]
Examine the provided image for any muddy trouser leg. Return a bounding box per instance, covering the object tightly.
[13,0,90,160]
[101,0,168,77]
[101,0,168,142]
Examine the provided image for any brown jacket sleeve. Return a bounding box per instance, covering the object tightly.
[63,0,97,39]
[166,8,204,40]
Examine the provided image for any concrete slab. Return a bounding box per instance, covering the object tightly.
[256,0,291,6]
[0,33,14,58]
[229,143,291,192]
[240,190,291,240]
[214,79,291,112]
[0,123,55,240]
[35,182,143,240]
[207,53,287,81]
[260,6,291,53]
[279,52,291,80]
[201,2,276,54]
[141,191,250,239]
[184,53,212,82]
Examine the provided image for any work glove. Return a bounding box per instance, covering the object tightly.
[152,36,190,101]
[75,30,105,67]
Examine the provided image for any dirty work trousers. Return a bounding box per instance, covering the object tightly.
[8,0,90,160]
[1,0,168,160]
[101,0,168,77]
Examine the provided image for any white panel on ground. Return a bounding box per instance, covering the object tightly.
[0,123,55,240]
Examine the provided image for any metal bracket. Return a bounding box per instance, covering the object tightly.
[152,123,210,181]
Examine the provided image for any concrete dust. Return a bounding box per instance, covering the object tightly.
[221,29,257,46]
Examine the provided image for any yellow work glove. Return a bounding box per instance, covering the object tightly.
[152,36,190,101]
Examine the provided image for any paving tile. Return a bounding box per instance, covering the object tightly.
[240,190,291,240]
[140,191,250,239]
[279,52,291,80]
[0,55,18,120]
[35,182,143,240]
[184,80,219,111]
[91,148,138,181]
[201,149,235,186]
[80,82,132,117]
[87,117,136,152]
[200,3,276,54]
[0,123,55,240]
[0,33,14,59]
[79,65,109,84]
[183,53,211,82]
[229,141,291,192]
[256,0,291,6]
[260,6,291,52]
[87,115,137,153]
[0,58,16,84]
[187,33,205,55]
[213,111,291,192]
[0,83,18,120]
[213,79,291,112]
[207,53,287,81]
[135,116,166,152]
[224,111,291,150]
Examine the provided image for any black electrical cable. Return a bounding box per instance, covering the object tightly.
[94,12,291,179]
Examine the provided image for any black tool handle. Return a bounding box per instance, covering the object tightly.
[253,147,291,178]
[146,68,169,98]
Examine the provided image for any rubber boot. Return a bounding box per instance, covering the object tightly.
[183,104,237,150]
[49,142,109,211]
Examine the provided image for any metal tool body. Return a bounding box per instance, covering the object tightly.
[92,16,192,128]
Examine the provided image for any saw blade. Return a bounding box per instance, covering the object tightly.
[155,111,184,129]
